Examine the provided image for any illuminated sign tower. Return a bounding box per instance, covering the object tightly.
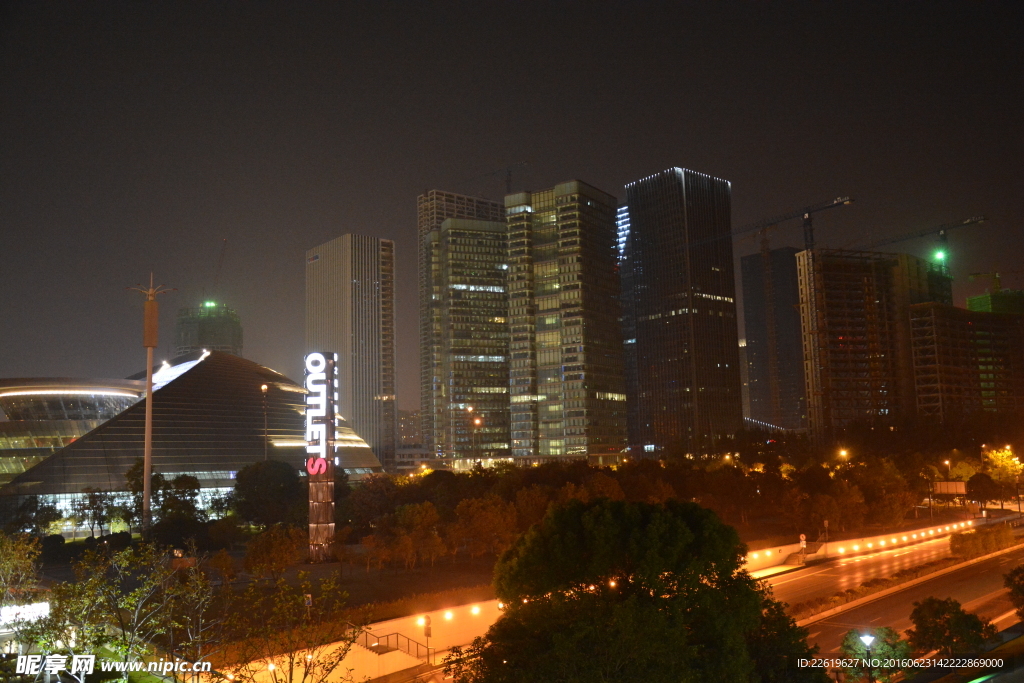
[304,352,337,562]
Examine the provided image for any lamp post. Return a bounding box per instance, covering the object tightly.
[128,274,174,532]
[261,384,269,460]
[860,633,875,683]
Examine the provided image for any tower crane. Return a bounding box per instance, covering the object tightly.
[736,196,854,251]
[859,216,985,255]
[737,196,854,428]
[458,161,529,195]
[212,238,228,298]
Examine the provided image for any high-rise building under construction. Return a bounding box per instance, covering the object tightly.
[174,302,243,358]
[797,249,951,436]
[506,180,627,464]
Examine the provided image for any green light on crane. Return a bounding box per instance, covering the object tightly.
[934,251,945,262]
[204,301,216,308]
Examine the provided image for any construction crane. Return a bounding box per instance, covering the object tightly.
[211,238,227,299]
[736,196,854,251]
[737,197,854,428]
[968,270,1024,294]
[859,216,985,255]
[458,161,529,195]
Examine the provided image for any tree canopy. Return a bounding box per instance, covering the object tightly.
[446,499,825,683]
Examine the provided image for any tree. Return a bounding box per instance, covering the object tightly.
[514,485,553,533]
[445,499,827,682]
[233,460,305,527]
[1005,565,1024,621]
[451,496,517,558]
[125,457,167,522]
[984,446,1022,484]
[161,474,205,522]
[838,627,911,682]
[395,501,446,567]
[169,554,225,683]
[33,544,179,679]
[0,496,63,536]
[80,488,111,537]
[226,573,359,683]
[0,532,41,653]
[967,473,1001,508]
[244,525,306,580]
[208,548,239,585]
[907,596,997,655]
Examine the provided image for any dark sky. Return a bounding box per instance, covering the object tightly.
[2,1,1022,410]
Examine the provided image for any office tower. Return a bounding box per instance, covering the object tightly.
[424,218,510,465]
[418,191,505,455]
[174,302,243,358]
[506,181,627,464]
[306,234,396,470]
[397,410,422,447]
[741,247,805,430]
[797,250,951,436]
[911,303,1024,420]
[622,168,741,456]
[616,204,630,262]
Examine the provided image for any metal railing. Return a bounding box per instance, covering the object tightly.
[355,630,435,665]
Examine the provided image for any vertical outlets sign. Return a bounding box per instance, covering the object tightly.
[304,352,337,562]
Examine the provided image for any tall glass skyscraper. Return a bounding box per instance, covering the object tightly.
[306,234,396,470]
[622,168,741,457]
[741,247,806,430]
[425,218,510,465]
[417,191,505,456]
[506,181,627,464]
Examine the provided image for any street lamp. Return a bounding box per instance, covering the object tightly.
[944,460,951,479]
[839,449,848,458]
[261,384,269,460]
[860,634,875,683]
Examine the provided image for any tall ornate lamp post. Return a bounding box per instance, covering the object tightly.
[128,274,173,531]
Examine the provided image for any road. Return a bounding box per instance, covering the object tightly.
[803,544,1024,654]
[763,534,959,606]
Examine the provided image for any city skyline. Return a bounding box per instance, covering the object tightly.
[2,3,1021,411]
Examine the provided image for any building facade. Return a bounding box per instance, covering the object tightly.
[622,168,741,456]
[0,352,382,502]
[174,302,243,358]
[424,218,510,465]
[797,249,951,436]
[306,234,396,470]
[417,191,505,456]
[504,181,626,464]
[741,247,805,430]
[911,303,1024,419]
[967,290,1024,315]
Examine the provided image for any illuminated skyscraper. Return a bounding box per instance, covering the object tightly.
[306,234,396,470]
[174,302,243,358]
[622,167,741,456]
[418,191,505,455]
[506,181,627,464]
[425,218,510,465]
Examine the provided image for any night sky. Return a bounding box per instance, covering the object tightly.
[3,2,1022,410]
